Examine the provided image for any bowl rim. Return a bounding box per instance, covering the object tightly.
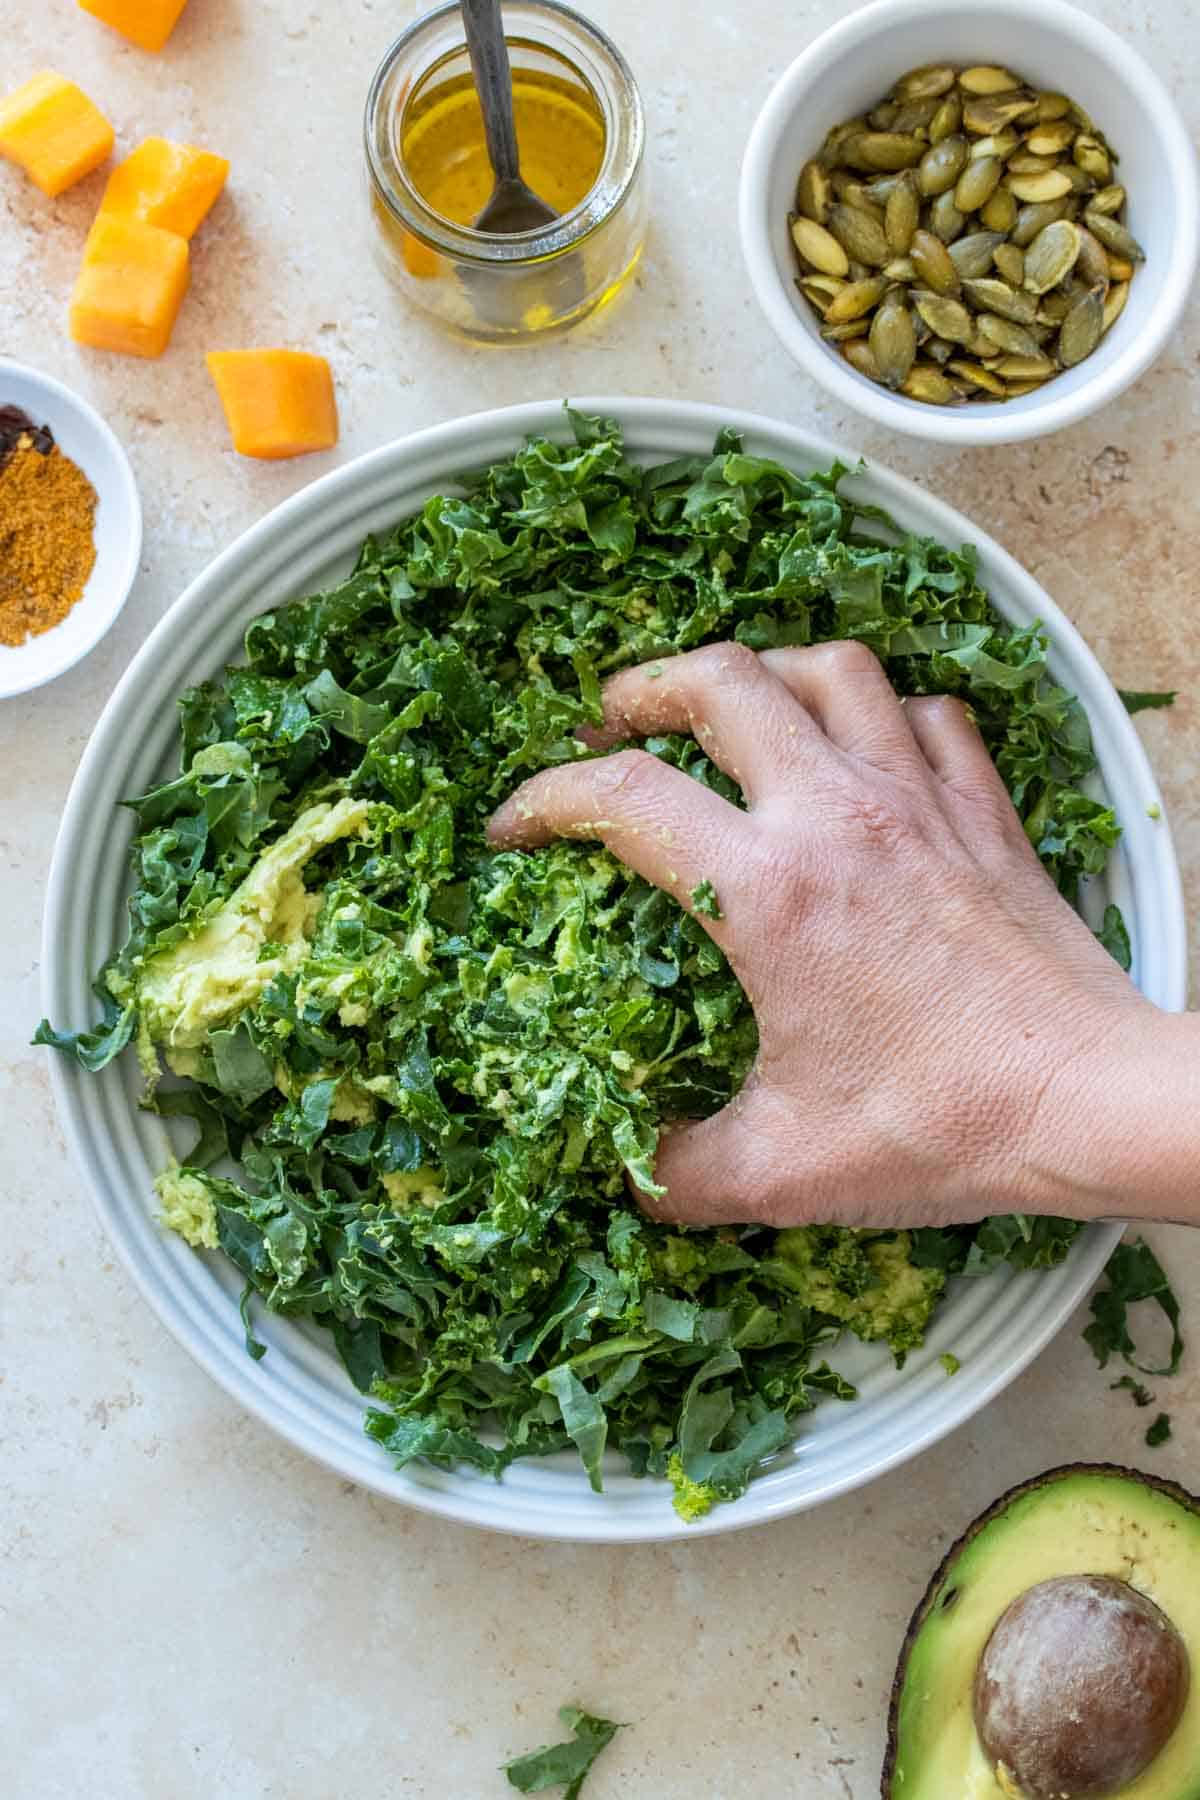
[41,396,1187,1541]
[738,0,1200,446]
[0,357,143,699]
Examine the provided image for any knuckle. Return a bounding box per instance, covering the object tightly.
[816,638,882,678]
[591,746,661,808]
[908,693,970,727]
[687,639,760,687]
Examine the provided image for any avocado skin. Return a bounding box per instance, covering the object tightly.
[880,1461,1200,1796]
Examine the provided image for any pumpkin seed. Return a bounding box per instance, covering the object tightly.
[798,278,838,313]
[925,336,956,364]
[954,155,1003,213]
[929,92,962,144]
[1011,197,1071,245]
[1074,226,1110,291]
[1106,253,1134,282]
[1060,165,1095,195]
[891,99,940,134]
[901,364,957,404]
[796,160,832,224]
[1102,281,1129,333]
[948,230,1007,278]
[992,242,1025,286]
[1036,290,1075,323]
[1025,120,1077,156]
[962,277,1037,323]
[963,93,1038,134]
[918,134,968,196]
[841,339,883,381]
[885,176,920,254]
[959,65,1022,94]
[869,294,917,388]
[895,64,957,101]
[1022,218,1081,293]
[976,313,1043,356]
[827,202,890,267]
[1089,183,1125,216]
[912,291,975,343]
[980,187,1018,233]
[1006,168,1074,203]
[790,215,851,276]
[843,131,925,172]
[1004,378,1050,396]
[883,257,916,281]
[1070,101,1098,134]
[1057,284,1105,366]
[818,119,867,169]
[824,276,888,323]
[969,130,1019,161]
[869,102,900,130]
[821,317,872,341]
[1084,210,1144,261]
[910,228,961,294]
[1036,92,1072,121]
[832,174,886,219]
[864,172,908,202]
[1006,150,1059,177]
[991,352,1055,378]
[1073,134,1111,182]
[947,358,1007,394]
[928,191,966,242]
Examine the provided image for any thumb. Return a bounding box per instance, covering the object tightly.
[640,1081,800,1228]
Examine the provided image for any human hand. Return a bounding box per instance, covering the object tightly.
[488,641,1164,1230]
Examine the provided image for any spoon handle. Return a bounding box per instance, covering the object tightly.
[461,0,521,185]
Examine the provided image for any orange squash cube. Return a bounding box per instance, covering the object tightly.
[206,351,339,460]
[69,215,190,358]
[100,137,229,239]
[77,0,190,52]
[0,70,114,197]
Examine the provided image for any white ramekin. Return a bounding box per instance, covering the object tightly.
[739,0,1200,446]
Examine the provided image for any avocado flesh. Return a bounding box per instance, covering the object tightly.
[884,1465,1200,1798]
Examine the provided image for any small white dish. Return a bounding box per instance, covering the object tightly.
[739,0,1200,446]
[0,358,142,699]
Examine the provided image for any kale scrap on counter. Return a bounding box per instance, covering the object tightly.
[503,1707,623,1797]
[38,411,1126,1518]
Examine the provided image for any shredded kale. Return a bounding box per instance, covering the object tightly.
[1085,1238,1184,1378]
[1118,689,1177,714]
[1095,902,1132,972]
[37,411,1124,1514]
[503,1707,623,1796]
[1110,1374,1155,1408]
[689,879,723,921]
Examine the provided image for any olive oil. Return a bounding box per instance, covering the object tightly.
[400,68,605,227]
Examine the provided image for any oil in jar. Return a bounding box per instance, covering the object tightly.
[400,67,605,227]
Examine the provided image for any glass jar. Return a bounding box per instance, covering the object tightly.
[365,0,647,341]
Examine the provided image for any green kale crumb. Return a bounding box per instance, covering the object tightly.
[1110,1374,1154,1408]
[1147,803,1162,821]
[690,879,723,920]
[503,1706,624,1796]
[939,1352,960,1377]
[1145,1412,1172,1449]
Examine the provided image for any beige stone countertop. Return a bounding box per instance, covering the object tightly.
[3,2,1199,1795]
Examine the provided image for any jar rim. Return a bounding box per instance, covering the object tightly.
[364,0,645,265]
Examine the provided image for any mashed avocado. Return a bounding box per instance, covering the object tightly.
[155,1165,219,1249]
[137,798,370,1063]
[767,1227,945,1354]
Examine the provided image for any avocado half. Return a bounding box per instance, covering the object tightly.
[882,1463,1200,1798]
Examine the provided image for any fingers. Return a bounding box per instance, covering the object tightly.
[760,641,926,777]
[487,745,750,900]
[641,1084,788,1228]
[582,641,828,805]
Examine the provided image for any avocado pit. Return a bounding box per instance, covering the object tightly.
[973,1574,1190,1798]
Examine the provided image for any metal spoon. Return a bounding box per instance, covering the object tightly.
[461,0,559,233]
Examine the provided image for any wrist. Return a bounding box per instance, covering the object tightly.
[1005,1004,1199,1224]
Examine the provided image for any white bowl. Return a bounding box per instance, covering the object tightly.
[42,398,1187,1541]
[0,359,142,699]
[739,0,1200,446]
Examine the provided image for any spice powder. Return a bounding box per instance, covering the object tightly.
[0,407,98,646]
